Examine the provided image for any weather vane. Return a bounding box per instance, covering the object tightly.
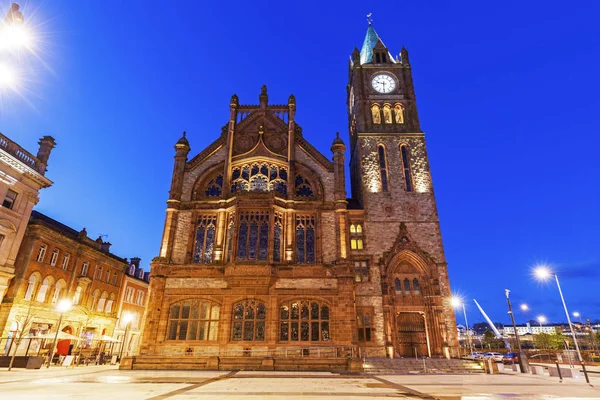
[367,13,373,25]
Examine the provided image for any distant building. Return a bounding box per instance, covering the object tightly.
[0,211,149,358]
[503,324,556,335]
[0,133,55,304]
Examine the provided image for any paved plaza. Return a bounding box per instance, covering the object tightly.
[0,365,598,399]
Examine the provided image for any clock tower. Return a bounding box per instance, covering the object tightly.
[347,21,458,358]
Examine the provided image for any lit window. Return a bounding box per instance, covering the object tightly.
[394,104,404,124]
[3,189,17,209]
[237,211,270,262]
[36,244,47,263]
[24,275,38,301]
[371,104,381,124]
[232,300,266,341]
[193,215,217,264]
[378,145,389,192]
[383,104,392,124]
[73,286,83,305]
[35,277,51,302]
[279,300,330,342]
[354,261,369,282]
[167,300,220,341]
[350,223,365,250]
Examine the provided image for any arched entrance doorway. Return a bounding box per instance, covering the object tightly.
[396,312,429,358]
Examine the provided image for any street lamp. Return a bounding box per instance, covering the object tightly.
[533,266,583,362]
[537,315,547,328]
[505,289,529,373]
[46,299,72,368]
[451,296,473,355]
[118,312,133,362]
[520,303,530,326]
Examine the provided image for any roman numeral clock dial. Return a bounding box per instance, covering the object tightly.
[371,73,396,93]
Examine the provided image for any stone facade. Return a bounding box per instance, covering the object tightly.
[139,24,458,362]
[0,133,55,305]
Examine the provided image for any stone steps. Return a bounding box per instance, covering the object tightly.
[361,358,485,374]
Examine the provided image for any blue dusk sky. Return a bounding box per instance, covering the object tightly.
[1,1,599,326]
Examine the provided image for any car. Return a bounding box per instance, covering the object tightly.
[483,352,503,362]
[465,352,484,360]
[502,352,519,365]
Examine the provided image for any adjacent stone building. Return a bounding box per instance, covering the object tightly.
[139,23,458,364]
[0,133,55,304]
[0,211,149,358]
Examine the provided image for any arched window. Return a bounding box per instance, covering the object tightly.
[73,286,83,305]
[105,293,115,313]
[295,175,314,197]
[273,212,283,263]
[295,215,316,264]
[35,277,52,302]
[279,300,330,342]
[383,104,392,124]
[413,278,420,295]
[394,278,401,292]
[403,278,411,294]
[225,216,235,263]
[24,275,38,301]
[394,104,404,124]
[350,223,364,250]
[193,215,218,264]
[51,281,65,304]
[371,104,381,124]
[357,310,372,342]
[91,289,100,310]
[231,163,287,195]
[237,211,269,261]
[232,300,266,341]
[378,145,389,192]
[97,291,108,312]
[167,300,220,341]
[350,224,356,234]
[204,174,223,197]
[400,145,413,192]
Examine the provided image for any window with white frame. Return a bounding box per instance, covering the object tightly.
[36,244,47,262]
[49,249,59,266]
[96,266,103,280]
[81,261,89,276]
[62,253,70,270]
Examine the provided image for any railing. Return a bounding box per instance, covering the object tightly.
[0,132,44,174]
[149,346,358,359]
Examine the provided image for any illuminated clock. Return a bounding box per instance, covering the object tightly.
[371,73,396,94]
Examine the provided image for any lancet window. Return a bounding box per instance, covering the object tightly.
[383,104,393,124]
[371,104,381,124]
[237,211,269,261]
[295,175,314,197]
[204,175,224,197]
[273,212,283,263]
[350,224,364,250]
[225,214,235,263]
[167,300,220,341]
[400,145,413,192]
[232,300,266,341]
[279,300,330,342]
[378,145,389,192]
[230,162,287,195]
[193,215,217,264]
[394,104,404,124]
[295,215,316,264]
[394,276,422,296]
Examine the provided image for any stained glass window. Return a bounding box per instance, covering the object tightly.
[230,162,288,195]
[232,300,266,341]
[237,211,270,261]
[394,278,401,291]
[166,300,220,341]
[378,145,389,192]
[413,278,420,295]
[273,213,283,263]
[193,215,218,264]
[404,278,411,293]
[279,300,330,342]
[294,175,314,197]
[204,174,224,197]
[225,218,235,263]
[401,145,414,192]
[295,216,316,264]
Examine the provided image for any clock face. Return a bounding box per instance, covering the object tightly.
[371,74,396,93]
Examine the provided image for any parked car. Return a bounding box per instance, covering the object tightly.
[465,352,484,360]
[483,352,503,362]
[502,352,519,365]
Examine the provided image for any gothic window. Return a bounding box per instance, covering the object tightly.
[413,278,421,295]
[404,278,411,294]
[237,211,269,261]
[203,174,223,197]
[273,212,283,263]
[193,215,218,264]
[232,300,266,341]
[36,244,47,263]
[400,145,414,192]
[378,145,389,192]
[167,300,220,341]
[230,162,287,195]
[350,223,364,250]
[394,104,404,124]
[279,300,330,342]
[295,215,316,264]
[354,261,369,282]
[295,175,314,197]
[225,216,235,263]
[371,104,381,124]
[383,104,392,124]
[394,278,401,292]
[357,310,372,342]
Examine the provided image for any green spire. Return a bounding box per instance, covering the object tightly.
[360,24,380,65]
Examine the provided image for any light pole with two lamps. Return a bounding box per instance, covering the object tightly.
[118,312,133,363]
[46,299,72,368]
[451,296,473,356]
[533,265,592,385]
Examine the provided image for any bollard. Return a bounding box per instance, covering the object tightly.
[580,363,593,387]
[555,362,563,382]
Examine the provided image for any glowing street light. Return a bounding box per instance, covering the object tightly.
[533,265,586,369]
[46,298,72,368]
[451,296,473,355]
[118,312,134,362]
[520,304,529,311]
[537,315,547,327]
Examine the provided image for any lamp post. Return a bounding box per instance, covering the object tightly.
[534,265,592,385]
[46,299,72,368]
[505,289,529,373]
[451,296,473,356]
[118,312,133,362]
[537,315,547,328]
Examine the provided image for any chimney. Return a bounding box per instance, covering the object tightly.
[36,136,56,173]
[101,242,111,252]
[130,257,141,268]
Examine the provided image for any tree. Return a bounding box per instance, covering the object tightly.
[6,304,37,371]
[534,332,565,350]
